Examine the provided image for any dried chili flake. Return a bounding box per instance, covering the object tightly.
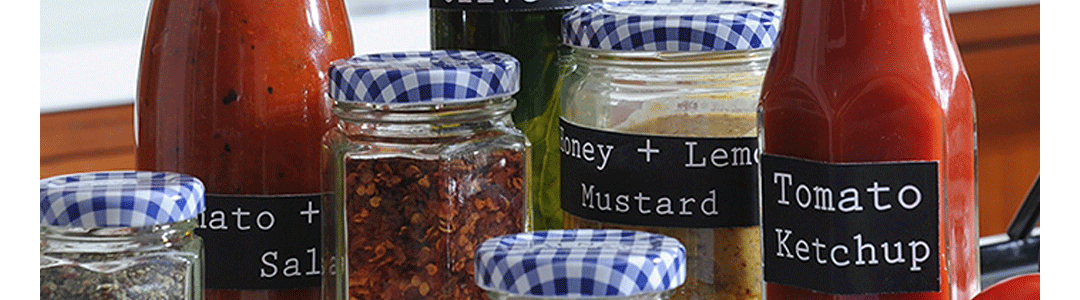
[344,150,525,300]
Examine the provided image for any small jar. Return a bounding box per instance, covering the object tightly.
[559,1,780,299]
[474,229,686,300]
[40,171,206,300]
[321,50,531,300]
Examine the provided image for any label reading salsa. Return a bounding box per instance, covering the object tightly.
[761,154,940,294]
[198,194,323,290]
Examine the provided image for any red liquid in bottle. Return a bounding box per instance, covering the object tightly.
[759,0,977,299]
[136,0,354,298]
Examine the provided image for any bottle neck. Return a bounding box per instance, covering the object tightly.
[41,219,198,253]
[332,97,517,139]
[777,0,957,59]
[767,0,965,103]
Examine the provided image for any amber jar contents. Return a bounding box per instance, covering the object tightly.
[135,0,354,298]
[758,0,978,299]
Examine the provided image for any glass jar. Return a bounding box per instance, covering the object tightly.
[558,1,779,299]
[40,171,206,300]
[321,50,531,300]
[475,229,686,300]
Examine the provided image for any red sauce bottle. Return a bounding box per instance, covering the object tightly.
[758,0,977,299]
[135,0,353,299]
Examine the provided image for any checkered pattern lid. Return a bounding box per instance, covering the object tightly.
[328,50,520,104]
[562,0,780,51]
[40,171,206,228]
[475,229,686,297]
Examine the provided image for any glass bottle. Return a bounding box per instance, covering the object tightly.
[475,229,685,300]
[431,0,600,230]
[135,0,354,298]
[321,50,531,300]
[40,171,205,300]
[559,1,779,299]
[757,0,978,299]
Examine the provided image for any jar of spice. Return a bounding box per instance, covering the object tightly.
[321,50,531,300]
[558,1,779,299]
[40,171,206,300]
[475,229,686,300]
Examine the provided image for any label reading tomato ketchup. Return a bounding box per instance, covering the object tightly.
[760,154,940,294]
[559,119,759,228]
[197,194,323,290]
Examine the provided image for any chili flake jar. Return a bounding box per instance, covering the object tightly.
[475,229,686,300]
[559,1,779,299]
[40,171,206,300]
[321,50,531,300]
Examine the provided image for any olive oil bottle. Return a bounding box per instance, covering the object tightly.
[431,0,598,230]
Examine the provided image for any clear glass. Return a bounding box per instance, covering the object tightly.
[40,219,204,300]
[486,290,675,300]
[561,49,770,300]
[322,97,531,300]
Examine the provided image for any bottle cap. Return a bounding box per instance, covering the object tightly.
[475,229,686,297]
[40,171,206,228]
[563,0,781,51]
[328,50,520,104]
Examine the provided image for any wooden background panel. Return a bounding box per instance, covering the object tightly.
[40,104,136,178]
[952,5,1040,237]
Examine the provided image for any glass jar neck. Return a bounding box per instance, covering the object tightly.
[41,219,198,253]
[570,48,772,69]
[331,96,517,139]
[567,48,771,93]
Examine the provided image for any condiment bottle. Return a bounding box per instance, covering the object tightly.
[321,50,531,300]
[40,171,206,300]
[757,0,978,299]
[135,0,354,298]
[558,1,779,299]
[475,229,686,300]
[431,0,600,231]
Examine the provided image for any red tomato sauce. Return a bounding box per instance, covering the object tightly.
[136,0,354,298]
[759,0,977,299]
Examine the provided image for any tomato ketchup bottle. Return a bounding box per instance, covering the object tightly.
[757,0,978,299]
[135,0,354,299]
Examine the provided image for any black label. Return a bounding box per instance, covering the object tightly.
[430,0,598,11]
[197,194,324,290]
[761,154,940,294]
[559,119,759,228]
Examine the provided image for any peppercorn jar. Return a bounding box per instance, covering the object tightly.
[40,171,206,300]
[321,50,531,300]
[475,229,686,300]
[558,1,780,299]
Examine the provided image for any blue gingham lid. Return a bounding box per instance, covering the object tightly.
[562,0,780,51]
[40,171,206,228]
[475,229,686,297]
[328,50,520,104]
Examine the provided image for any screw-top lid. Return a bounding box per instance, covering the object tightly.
[328,50,520,104]
[562,0,781,51]
[40,171,206,228]
[475,229,686,298]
